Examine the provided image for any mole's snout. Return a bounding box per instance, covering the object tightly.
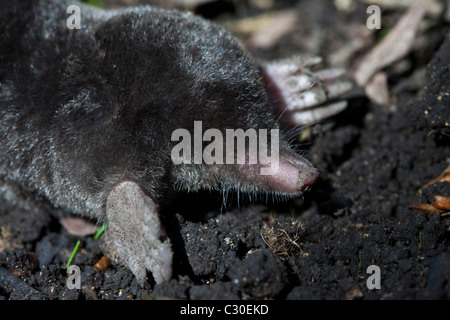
[254,150,319,195]
[298,168,319,192]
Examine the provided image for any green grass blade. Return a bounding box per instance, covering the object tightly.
[94,222,108,240]
[66,240,81,268]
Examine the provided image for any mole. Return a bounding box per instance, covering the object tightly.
[0,0,351,285]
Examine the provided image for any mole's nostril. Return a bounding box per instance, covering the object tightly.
[298,170,319,192]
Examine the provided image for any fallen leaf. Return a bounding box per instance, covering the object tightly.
[243,10,298,49]
[60,217,99,237]
[422,164,450,189]
[433,196,450,211]
[408,203,445,214]
[364,71,390,106]
[94,256,111,272]
[361,0,444,18]
[353,0,430,87]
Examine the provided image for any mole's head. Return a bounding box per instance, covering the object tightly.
[94,8,318,198]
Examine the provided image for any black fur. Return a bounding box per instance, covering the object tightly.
[0,0,305,222]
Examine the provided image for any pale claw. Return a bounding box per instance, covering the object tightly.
[326,81,353,99]
[291,101,348,126]
[290,55,323,68]
[315,68,345,81]
[288,87,328,110]
[105,181,173,285]
[262,56,353,127]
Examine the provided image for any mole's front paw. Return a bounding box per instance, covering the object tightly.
[105,181,173,285]
[263,56,353,127]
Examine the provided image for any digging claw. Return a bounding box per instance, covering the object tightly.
[315,68,346,81]
[263,56,353,127]
[291,100,348,126]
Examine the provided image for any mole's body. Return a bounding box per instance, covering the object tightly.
[0,0,350,284]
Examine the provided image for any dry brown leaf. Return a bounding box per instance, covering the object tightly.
[422,164,450,189]
[408,203,445,213]
[353,0,430,87]
[59,216,99,237]
[94,256,112,272]
[364,71,390,106]
[433,196,450,211]
[244,10,298,49]
[361,0,444,18]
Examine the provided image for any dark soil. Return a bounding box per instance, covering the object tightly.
[0,0,449,300]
